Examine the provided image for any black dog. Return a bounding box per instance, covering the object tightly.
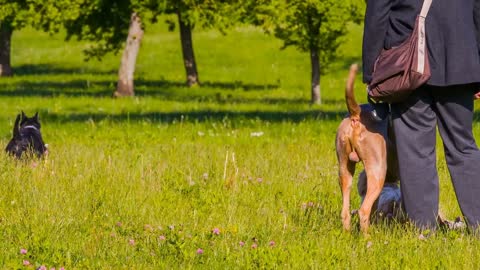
[5,111,47,159]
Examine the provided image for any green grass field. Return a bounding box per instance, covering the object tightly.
[1,20,480,269]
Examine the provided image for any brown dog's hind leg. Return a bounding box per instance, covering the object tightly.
[339,160,356,231]
[358,162,386,234]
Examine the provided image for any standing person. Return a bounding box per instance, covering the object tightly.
[363,0,480,231]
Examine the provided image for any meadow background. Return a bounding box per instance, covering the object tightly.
[0,19,480,269]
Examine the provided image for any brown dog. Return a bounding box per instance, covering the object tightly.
[335,64,399,233]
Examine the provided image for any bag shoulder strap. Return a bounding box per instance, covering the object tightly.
[417,0,432,74]
[420,0,433,18]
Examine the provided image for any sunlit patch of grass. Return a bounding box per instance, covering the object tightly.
[0,20,478,268]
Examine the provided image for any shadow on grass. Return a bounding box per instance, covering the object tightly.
[474,112,480,122]
[38,109,480,125]
[43,110,346,124]
[1,64,343,106]
[0,80,114,97]
[136,79,279,92]
[13,64,116,76]
[0,79,279,97]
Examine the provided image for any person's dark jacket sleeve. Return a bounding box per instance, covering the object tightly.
[362,0,392,84]
[474,0,480,54]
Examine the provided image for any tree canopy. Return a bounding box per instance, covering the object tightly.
[1,0,366,103]
[250,0,364,74]
[241,0,364,103]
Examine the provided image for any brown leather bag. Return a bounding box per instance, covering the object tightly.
[368,0,433,103]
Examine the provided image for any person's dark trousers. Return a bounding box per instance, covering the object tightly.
[391,84,480,230]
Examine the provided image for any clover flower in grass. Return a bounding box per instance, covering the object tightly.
[212,228,220,235]
[239,241,245,247]
[366,241,373,249]
[196,248,204,255]
[159,235,166,241]
[251,243,258,249]
[250,131,264,137]
[129,239,135,246]
[269,241,275,247]
[20,248,27,255]
[22,260,30,266]
[38,265,47,270]
[301,201,317,210]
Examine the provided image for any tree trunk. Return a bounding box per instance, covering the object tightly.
[114,13,144,97]
[177,10,200,87]
[310,47,321,105]
[0,22,13,77]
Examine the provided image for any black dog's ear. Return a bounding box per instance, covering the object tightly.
[13,114,21,138]
[34,112,39,121]
[20,111,27,125]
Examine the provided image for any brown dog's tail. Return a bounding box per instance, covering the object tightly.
[345,64,360,119]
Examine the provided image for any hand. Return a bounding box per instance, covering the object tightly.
[474,91,480,100]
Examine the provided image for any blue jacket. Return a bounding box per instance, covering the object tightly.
[363,0,480,86]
